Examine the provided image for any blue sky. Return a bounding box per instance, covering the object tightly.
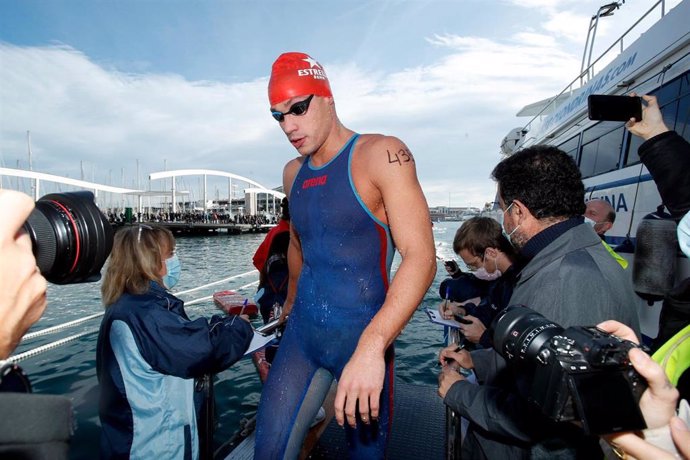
[0,0,680,207]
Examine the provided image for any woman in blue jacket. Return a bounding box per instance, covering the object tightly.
[97,225,253,459]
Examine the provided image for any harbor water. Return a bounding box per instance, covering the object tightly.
[15,221,462,459]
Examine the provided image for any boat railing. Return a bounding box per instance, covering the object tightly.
[2,270,260,365]
[520,0,669,137]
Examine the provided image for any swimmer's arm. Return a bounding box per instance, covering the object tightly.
[281,223,302,320]
[360,136,436,350]
[335,136,436,427]
[280,158,303,321]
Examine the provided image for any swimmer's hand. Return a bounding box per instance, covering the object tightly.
[279,300,293,323]
[334,347,385,428]
[278,312,289,324]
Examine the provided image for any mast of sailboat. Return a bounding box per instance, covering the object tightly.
[27,130,38,200]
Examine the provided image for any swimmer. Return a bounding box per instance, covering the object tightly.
[254,52,436,459]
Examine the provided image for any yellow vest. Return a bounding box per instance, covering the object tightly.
[602,241,628,269]
[652,324,690,386]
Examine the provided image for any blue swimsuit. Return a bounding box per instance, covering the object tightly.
[255,134,395,459]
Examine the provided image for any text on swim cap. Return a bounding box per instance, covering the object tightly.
[298,68,327,80]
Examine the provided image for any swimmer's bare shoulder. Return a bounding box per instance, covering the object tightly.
[282,156,306,197]
[355,134,416,172]
[352,134,424,224]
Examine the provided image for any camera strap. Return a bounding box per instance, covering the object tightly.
[0,361,32,393]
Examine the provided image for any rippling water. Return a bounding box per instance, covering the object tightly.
[15,221,461,458]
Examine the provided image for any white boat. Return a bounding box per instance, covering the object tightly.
[500,0,690,339]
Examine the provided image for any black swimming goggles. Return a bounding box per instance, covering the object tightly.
[271,94,314,122]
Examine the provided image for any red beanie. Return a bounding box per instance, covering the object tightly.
[268,52,333,106]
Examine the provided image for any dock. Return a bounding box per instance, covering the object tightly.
[117,221,274,235]
[218,380,446,460]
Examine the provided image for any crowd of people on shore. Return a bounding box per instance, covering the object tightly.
[105,210,278,226]
[0,50,688,460]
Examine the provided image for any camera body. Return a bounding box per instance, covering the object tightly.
[494,305,647,435]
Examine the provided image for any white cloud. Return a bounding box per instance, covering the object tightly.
[0,30,579,208]
[0,44,281,184]
[543,10,593,43]
[2,0,675,207]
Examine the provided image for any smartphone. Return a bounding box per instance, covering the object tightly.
[444,260,459,272]
[587,95,642,122]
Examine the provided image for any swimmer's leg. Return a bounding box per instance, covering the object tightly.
[283,367,332,459]
[255,336,333,460]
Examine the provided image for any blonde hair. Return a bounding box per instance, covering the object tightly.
[101,225,175,306]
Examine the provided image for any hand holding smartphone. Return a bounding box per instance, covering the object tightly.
[444,260,459,273]
[588,94,642,122]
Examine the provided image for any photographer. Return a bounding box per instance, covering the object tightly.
[438,146,640,459]
[625,94,690,222]
[626,94,690,399]
[439,317,690,460]
[0,190,72,459]
[597,320,690,460]
[0,190,48,358]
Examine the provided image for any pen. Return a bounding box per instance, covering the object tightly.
[231,298,249,325]
[438,345,465,366]
[443,286,450,316]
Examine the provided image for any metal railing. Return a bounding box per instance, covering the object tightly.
[520,0,668,137]
[2,270,259,365]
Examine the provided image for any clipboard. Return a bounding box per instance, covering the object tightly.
[425,307,463,329]
[243,331,277,356]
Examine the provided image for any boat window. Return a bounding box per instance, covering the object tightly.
[626,101,680,166]
[674,88,690,143]
[626,130,643,166]
[654,78,682,107]
[580,123,624,178]
[558,135,580,163]
[625,77,689,166]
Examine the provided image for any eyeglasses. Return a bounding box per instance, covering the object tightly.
[271,95,314,122]
[137,224,153,243]
[465,253,485,271]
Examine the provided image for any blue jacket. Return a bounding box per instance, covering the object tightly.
[97,282,253,459]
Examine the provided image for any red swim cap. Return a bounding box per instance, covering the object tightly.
[268,52,333,106]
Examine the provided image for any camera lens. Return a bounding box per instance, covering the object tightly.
[22,191,114,284]
[492,305,563,363]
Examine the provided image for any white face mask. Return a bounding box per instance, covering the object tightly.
[163,254,181,289]
[473,267,502,281]
[500,202,520,247]
[584,216,597,227]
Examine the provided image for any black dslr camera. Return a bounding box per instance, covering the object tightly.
[22,191,113,284]
[492,305,647,435]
